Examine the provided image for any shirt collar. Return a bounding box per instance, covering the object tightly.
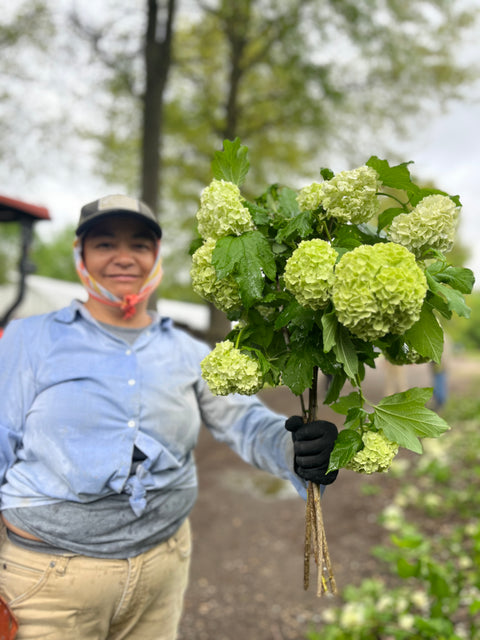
[54,299,173,331]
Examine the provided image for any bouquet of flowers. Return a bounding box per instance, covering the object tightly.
[190,139,475,595]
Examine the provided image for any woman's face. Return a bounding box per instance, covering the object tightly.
[82,215,158,298]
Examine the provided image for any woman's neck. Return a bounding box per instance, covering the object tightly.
[84,297,153,328]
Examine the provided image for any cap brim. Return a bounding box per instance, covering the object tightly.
[76,209,162,238]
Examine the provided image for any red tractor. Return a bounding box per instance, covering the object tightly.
[0,195,50,337]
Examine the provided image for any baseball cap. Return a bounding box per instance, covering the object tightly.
[76,194,162,238]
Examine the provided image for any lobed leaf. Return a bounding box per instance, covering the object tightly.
[213,232,276,308]
[211,138,250,186]
[372,388,450,453]
[366,156,415,192]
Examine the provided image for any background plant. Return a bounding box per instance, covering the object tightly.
[306,389,480,640]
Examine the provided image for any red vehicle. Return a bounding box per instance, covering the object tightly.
[0,195,50,337]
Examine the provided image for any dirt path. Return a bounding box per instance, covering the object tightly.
[177,355,478,640]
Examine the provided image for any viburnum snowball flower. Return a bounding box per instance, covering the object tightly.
[332,242,427,340]
[283,239,337,309]
[387,194,459,257]
[196,179,255,240]
[297,166,381,224]
[347,431,399,474]
[296,182,328,216]
[190,239,242,313]
[201,340,263,395]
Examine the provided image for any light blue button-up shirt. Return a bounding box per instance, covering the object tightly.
[0,301,303,518]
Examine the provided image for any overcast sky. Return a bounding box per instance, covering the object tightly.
[394,99,480,284]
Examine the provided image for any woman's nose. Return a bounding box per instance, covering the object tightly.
[113,248,135,266]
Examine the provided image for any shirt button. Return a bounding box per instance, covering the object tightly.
[128,379,136,386]
[127,420,136,428]
[126,349,132,356]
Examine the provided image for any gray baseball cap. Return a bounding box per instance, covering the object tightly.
[76,194,162,238]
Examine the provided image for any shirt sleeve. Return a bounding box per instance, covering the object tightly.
[196,376,307,498]
[0,320,36,493]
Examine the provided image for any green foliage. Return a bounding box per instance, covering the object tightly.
[447,292,480,350]
[307,388,480,640]
[193,140,474,474]
[30,225,78,282]
[0,223,21,284]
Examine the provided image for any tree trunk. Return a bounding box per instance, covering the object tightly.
[141,0,177,214]
[141,0,176,310]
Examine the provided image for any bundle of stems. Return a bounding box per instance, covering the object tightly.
[301,366,337,597]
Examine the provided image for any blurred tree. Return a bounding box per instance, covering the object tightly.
[0,1,56,174]
[93,0,478,204]
[29,225,78,282]
[446,291,480,351]
[83,0,478,338]
[0,224,21,284]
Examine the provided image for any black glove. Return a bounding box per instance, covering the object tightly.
[285,415,339,485]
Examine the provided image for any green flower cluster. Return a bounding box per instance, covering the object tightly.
[190,239,242,313]
[387,194,459,258]
[196,178,255,240]
[201,340,263,396]
[283,239,338,309]
[297,166,381,224]
[332,243,427,341]
[347,431,399,474]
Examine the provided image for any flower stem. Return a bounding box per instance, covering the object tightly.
[302,371,337,596]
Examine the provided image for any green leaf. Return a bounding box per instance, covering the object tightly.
[332,325,359,380]
[274,299,305,330]
[324,370,347,404]
[211,138,250,186]
[276,210,315,243]
[366,156,416,192]
[332,223,380,250]
[330,391,362,415]
[372,388,450,453]
[327,428,363,473]
[426,290,452,319]
[391,533,424,549]
[277,187,300,218]
[409,187,460,208]
[282,350,314,395]
[396,557,420,578]
[213,231,276,308]
[404,302,444,363]
[343,407,367,430]
[244,201,271,226]
[430,264,475,294]
[320,167,334,180]
[426,272,471,318]
[321,309,337,352]
[377,207,405,231]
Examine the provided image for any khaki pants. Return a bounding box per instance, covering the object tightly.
[0,519,191,640]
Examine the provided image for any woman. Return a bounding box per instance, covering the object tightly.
[0,194,338,639]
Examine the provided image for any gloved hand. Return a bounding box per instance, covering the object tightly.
[286,416,339,485]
